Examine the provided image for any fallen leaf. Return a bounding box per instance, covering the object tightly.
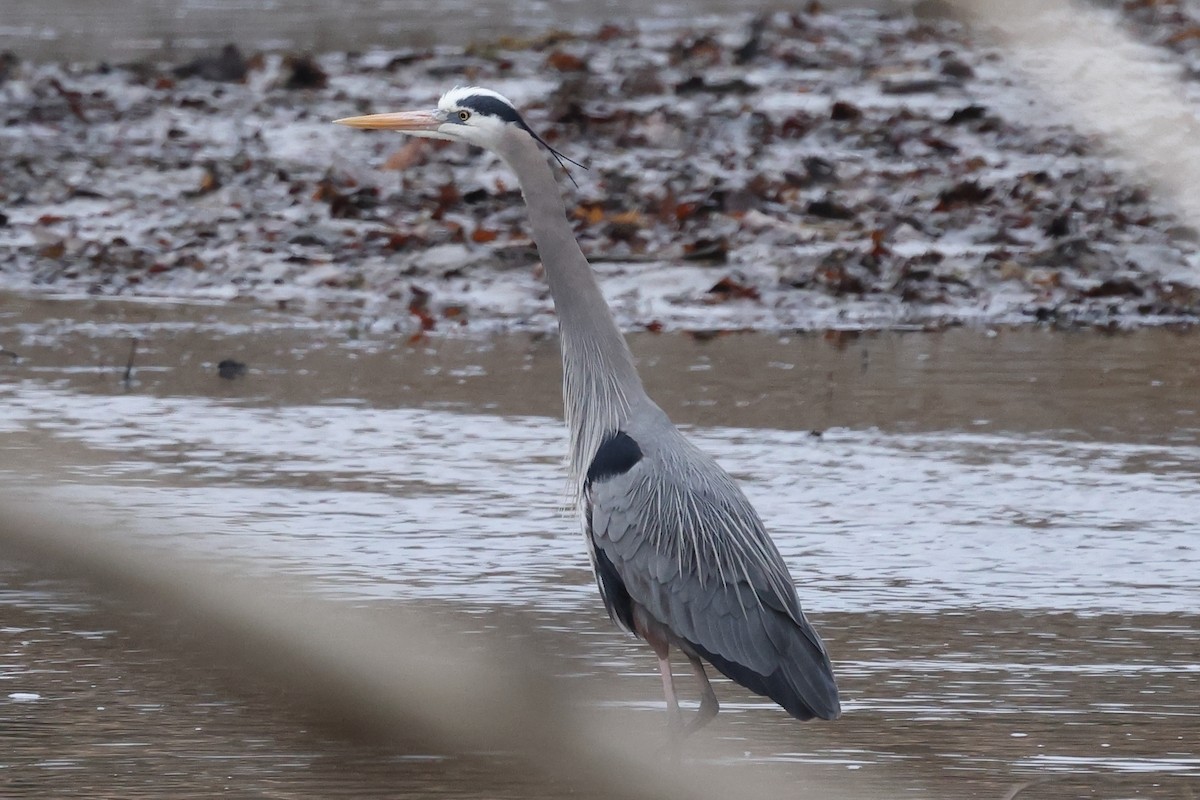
[197,167,220,195]
[1084,279,1143,298]
[869,229,890,259]
[830,101,861,121]
[707,276,760,301]
[547,51,587,71]
[807,197,855,220]
[606,210,645,241]
[935,180,991,211]
[595,24,627,42]
[282,53,328,90]
[383,139,429,171]
[573,203,605,226]
[946,105,987,125]
[683,238,728,263]
[409,284,432,310]
[1166,26,1200,45]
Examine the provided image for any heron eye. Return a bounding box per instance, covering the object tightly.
[458,110,471,122]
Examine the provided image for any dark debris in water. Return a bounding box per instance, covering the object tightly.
[1,8,1199,332]
[173,44,249,83]
[217,359,247,379]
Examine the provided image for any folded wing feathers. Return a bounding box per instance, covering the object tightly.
[586,440,839,719]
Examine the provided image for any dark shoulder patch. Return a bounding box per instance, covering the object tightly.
[586,431,643,485]
[592,544,635,631]
[458,94,529,129]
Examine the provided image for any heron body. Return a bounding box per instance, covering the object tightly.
[337,87,841,730]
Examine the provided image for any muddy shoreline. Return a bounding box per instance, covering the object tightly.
[2,5,1199,334]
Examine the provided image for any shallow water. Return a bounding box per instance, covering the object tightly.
[1,293,1198,797]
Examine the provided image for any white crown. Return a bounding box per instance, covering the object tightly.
[438,85,517,111]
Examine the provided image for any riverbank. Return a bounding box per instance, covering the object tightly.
[2,6,1199,333]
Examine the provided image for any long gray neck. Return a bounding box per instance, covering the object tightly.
[495,130,647,496]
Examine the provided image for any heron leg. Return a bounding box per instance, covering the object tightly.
[656,654,683,732]
[683,654,719,736]
[633,610,682,732]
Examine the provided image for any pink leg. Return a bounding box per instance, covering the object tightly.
[683,654,719,736]
[634,608,682,732]
[656,654,683,731]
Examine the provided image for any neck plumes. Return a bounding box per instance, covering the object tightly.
[496,130,647,499]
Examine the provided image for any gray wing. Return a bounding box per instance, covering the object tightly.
[586,431,840,721]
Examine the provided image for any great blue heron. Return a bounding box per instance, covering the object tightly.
[335,87,841,733]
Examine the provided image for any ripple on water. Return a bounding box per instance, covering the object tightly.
[1,380,1197,614]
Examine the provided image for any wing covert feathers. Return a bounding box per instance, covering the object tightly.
[585,431,841,721]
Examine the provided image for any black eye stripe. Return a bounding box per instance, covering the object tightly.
[450,92,588,186]
[456,94,528,128]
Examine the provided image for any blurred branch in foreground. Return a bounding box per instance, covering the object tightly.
[0,493,892,800]
[953,0,1200,232]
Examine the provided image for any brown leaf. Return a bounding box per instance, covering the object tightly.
[935,180,991,211]
[197,167,220,195]
[830,101,861,121]
[608,210,645,227]
[283,54,328,90]
[869,229,890,259]
[807,197,855,220]
[471,227,500,243]
[547,51,587,72]
[596,24,627,42]
[707,276,760,301]
[1084,278,1143,298]
[1031,270,1062,289]
[1166,26,1200,45]
[408,285,436,332]
[413,310,436,331]
[432,183,460,217]
[383,139,429,171]
[674,202,699,222]
[683,238,728,263]
[644,320,664,333]
[408,284,431,311]
[572,203,605,226]
[606,210,645,241]
[386,232,413,250]
[313,178,379,219]
[48,78,87,122]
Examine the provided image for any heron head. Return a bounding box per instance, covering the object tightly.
[335,86,583,179]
